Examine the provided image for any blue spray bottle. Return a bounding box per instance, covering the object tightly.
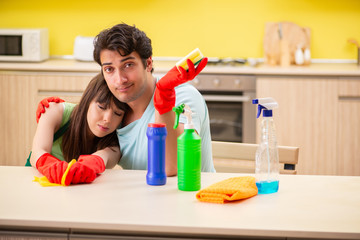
[252,97,279,194]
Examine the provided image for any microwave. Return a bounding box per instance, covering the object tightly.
[0,28,49,62]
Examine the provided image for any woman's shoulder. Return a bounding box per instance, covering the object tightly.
[46,102,65,116]
[37,102,65,131]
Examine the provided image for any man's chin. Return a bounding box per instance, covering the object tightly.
[116,94,136,104]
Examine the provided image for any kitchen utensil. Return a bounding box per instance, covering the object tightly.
[295,45,304,65]
[279,23,290,67]
[348,38,360,66]
[264,22,311,66]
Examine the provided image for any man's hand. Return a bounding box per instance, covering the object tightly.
[36,97,65,123]
[154,58,208,115]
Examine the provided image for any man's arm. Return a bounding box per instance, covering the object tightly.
[153,58,208,176]
[155,111,183,176]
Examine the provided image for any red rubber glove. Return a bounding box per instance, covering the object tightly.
[64,155,105,185]
[36,153,68,184]
[36,97,65,123]
[154,57,208,115]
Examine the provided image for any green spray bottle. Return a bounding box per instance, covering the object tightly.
[173,104,201,191]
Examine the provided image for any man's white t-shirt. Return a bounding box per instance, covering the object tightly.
[116,81,215,172]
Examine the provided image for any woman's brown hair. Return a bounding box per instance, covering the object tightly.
[61,73,129,162]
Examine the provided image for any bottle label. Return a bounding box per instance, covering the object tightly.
[177,138,201,191]
[146,125,167,186]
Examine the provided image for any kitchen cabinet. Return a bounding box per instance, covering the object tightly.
[0,230,67,240]
[0,71,96,166]
[337,77,360,175]
[256,75,360,175]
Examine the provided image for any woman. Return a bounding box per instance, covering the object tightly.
[29,73,129,185]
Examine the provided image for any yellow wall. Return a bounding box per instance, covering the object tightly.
[0,0,359,60]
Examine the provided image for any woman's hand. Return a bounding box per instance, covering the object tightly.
[64,155,105,185]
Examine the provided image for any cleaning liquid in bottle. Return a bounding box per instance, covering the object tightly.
[252,98,279,194]
[173,104,201,191]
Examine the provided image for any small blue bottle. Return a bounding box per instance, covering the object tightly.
[146,123,167,185]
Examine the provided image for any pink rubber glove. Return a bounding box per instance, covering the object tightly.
[154,57,208,115]
[36,97,65,123]
[64,155,105,185]
[36,153,68,184]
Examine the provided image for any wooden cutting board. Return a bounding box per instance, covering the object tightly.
[264,22,311,66]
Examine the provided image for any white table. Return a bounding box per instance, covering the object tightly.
[0,166,360,239]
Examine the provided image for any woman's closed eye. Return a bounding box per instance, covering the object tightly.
[97,104,106,110]
[114,111,124,117]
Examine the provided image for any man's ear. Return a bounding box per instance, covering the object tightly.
[146,57,153,72]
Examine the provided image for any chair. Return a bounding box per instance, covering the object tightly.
[212,141,299,174]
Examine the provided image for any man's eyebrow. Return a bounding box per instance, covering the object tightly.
[101,56,136,66]
[121,56,136,62]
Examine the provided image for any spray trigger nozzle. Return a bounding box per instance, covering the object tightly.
[172,104,185,129]
[172,103,194,129]
[256,105,266,118]
[252,97,278,118]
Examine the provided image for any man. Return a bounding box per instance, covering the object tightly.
[93,23,215,175]
[37,23,215,175]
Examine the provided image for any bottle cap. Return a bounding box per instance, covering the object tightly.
[148,123,166,128]
[184,123,195,129]
[263,109,273,117]
[252,97,278,118]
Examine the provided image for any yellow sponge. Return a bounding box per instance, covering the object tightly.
[33,159,77,187]
[176,48,204,71]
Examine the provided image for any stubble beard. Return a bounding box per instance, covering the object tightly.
[114,76,149,105]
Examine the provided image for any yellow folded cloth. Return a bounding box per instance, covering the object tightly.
[33,159,76,187]
[196,176,258,204]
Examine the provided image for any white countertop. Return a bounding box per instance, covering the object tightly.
[0,166,360,239]
[0,59,360,77]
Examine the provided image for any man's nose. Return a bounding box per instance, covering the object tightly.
[114,69,127,84]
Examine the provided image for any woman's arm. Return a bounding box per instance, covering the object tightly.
[30,102,64,167]
[92,146,121,169]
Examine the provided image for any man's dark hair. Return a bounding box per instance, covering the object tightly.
[93,23,153,72]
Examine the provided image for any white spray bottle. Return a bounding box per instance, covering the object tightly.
[252,97,279,194]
